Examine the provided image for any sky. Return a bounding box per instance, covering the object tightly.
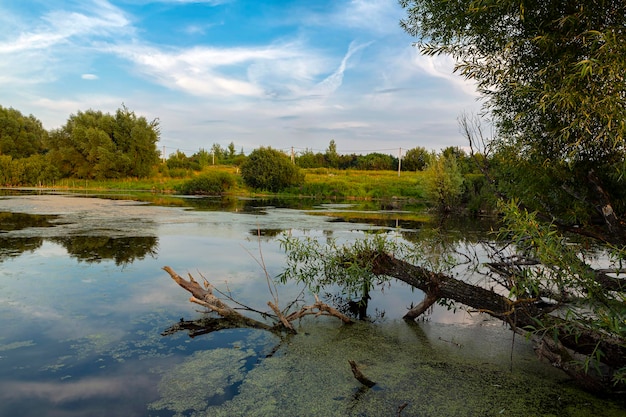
[0,0,482,157]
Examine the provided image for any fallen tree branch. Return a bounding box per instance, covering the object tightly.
[365,250,626,392]
[349,360,376,388]
[163,266,274,331]
[164,266,353,335]
[284,294,353,324]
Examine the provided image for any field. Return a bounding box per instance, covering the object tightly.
[45,167,428,201]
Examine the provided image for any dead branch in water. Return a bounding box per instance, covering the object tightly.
[163,266,352,334]
[349,360,376,388]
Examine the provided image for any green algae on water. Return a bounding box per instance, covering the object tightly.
[0,340,35,352]
[148,348,256,417]
[149,319,625,417]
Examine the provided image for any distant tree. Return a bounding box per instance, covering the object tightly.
[402,146,430,171]
[210,143,227,164]
[227,142,236,159]
[0,154,60,186]
[46,106,159,179]
[441,146,475,175]
[166,150,192,169]
[240,147,304,192]
[112,105,160,177]
[0,105,47,158]
[296,149,326,168]
[325,140,340,168]
[338,153,358,169]
[423,152,464,212]
[355,153,396,170]
[191,149,212,169]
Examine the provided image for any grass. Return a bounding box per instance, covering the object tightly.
[33,167,428,201]
[287,169,427,200]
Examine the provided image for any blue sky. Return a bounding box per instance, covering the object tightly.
[0,0,481,157]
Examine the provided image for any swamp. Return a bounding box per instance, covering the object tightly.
[0,190,624,416]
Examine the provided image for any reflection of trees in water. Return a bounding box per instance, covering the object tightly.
[0,237,44,261]
[0,212,57,262]
[0,211,61,231]
[51,236,159,266]
[247,228,285,238]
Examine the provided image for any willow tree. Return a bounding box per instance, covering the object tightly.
[400,0,626,390]
[400,0,626,225]
[276,0,626,394]
[0,105,47,158]
[46,105,160,179]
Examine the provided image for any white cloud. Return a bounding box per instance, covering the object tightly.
[82,73,99,80]
[109,40,346,99]
[410,50,480,97]
[311,40,372,97]
[0,1,130,54]
[0,0,132,88]
[299,0,403,35]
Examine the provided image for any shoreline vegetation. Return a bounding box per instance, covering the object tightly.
[2,166,489,214]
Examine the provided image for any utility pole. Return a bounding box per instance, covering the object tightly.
[398,147,402,177]
[291,146,295,164]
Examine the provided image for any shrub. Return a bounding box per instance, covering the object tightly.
[175,172,236,195]
[423,153,464,212]
[240,147,304,192]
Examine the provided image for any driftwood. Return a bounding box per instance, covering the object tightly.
[348,360,376,388]
[163,266,353,334]
[163,266,274,331]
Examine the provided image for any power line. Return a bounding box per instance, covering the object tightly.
[159,142,410,157]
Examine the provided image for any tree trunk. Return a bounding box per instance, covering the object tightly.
[368,250,626,392]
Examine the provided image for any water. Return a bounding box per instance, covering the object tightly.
[0,191,623,416]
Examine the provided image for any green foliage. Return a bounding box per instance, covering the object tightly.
[402,146,430,171]
[462,174,494,215]
[191,149,212,169]
[279,234,396,298]
[325,140,340,168]
[0,154,60,186]
[354,152,396,171]
[498,201,626,385]
[167,150,194,171]
[423,153,464,211]
[296,149,326,168]
[0,105,47,158]
[240,147,304,192]
[46,105,160,179]
[293,169,425,199]
[401,0,626,222]
[175,172,236,195]
[401,0,626,159]
[401,1,626,388]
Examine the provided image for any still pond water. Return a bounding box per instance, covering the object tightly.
[0,190,623,417]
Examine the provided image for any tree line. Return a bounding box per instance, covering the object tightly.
[0,103,479,191]
[0,105,160,185]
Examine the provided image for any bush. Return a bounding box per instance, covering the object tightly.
[175,172,236,195]
[240,147,304,192]
[423,153,464,212]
